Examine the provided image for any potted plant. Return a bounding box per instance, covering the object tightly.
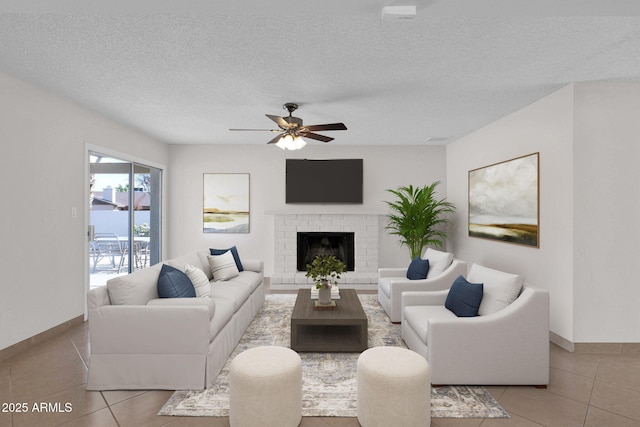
[385,181,455,259]
[305,255,347,304]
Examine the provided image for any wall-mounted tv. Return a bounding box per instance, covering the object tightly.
[286,159,363,204]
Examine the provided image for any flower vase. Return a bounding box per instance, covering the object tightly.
[318,282,332,304]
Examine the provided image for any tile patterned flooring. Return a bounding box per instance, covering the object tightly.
[2,293,640,426]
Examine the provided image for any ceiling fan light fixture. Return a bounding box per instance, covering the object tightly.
[276,134,307,150]
[230,103,346,146]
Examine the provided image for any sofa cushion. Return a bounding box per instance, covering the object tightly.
[403,305,457,343]
[377,277,394,298]
[378,268,424,299]
[147,296,215,319]
[166,251,208,275]
[107,263,162,305]
[422,248,453,279]
[197,250,215,280]
[208,281,253,311]
[407,257,430,280]
[468,264,524,316]
[210,246,244,272]
[229,270,264,293]
[184,264,211,298]
[445,275,483,317]
[208,251,240,281]
[157,264,196,298]
[208,297,236,340]
[239,259,263,274]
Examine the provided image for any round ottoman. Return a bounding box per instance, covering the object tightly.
[357,346,430,427]
[229,346,302,427]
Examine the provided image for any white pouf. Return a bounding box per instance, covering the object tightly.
[357,346,430,427]
[229,346,302,427]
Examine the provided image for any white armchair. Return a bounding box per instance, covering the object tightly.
[401,264,549,386]
[378,248,467,322]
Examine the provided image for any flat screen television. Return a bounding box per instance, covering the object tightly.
[286,159,363,204]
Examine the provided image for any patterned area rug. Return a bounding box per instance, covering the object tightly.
[159,293,509,419]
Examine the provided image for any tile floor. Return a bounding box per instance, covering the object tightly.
[2,293,640,427]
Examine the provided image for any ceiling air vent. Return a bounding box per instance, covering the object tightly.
[381,5,417,21]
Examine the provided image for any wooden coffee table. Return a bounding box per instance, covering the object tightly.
[291,288,368,352]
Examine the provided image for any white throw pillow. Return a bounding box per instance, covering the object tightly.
[467,263,524,316]
[207,251,240,281]
[184,264,211,297]
[422,248,454,278]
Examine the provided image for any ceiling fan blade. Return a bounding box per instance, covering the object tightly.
[229,128,281,132]
[300,132,334,143]
[265,114,289,129]
[303,123,347,132]
[266,134,284,144]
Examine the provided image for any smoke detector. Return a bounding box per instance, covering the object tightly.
[381,5,417,21]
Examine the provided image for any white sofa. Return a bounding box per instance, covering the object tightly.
[401,264,549,386]
[378,248,467,322]
[86,249,265,391]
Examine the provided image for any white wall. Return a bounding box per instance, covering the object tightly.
[0,71,169,350]
[446,84,576,340]
[91,210,151,236]
[3,69,636,350]
[166,144,447,276]
[572,82,640,342]
[448,82,640,344]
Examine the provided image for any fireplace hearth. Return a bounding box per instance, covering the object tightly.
[297,232,355,272]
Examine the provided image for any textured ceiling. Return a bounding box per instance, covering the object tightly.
[1,1,639,146]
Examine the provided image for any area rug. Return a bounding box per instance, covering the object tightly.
[158,293,509,419]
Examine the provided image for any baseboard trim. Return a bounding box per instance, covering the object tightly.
[550,331,574,352]
[573,342,640,353]
[0,315,84,363]
[550,331,640,353]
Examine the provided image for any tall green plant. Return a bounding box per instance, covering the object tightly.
[385,181,455,259]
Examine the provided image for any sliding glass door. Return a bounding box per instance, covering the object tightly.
[89,152,161,288]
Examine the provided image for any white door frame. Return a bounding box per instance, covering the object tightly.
[84,143,167,320]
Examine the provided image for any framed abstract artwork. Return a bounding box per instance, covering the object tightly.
[468,153,539,247]
[203,173,250,233]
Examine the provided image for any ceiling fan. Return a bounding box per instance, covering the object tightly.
[229,103,347,149]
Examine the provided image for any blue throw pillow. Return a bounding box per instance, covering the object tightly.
[157,264,196,298]
[210,246,244,272]
[406,257,430,280]
[445,275,484,317]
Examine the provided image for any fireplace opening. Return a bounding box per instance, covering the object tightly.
[297,232,355,272]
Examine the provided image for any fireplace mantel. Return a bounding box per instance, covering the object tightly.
[265,209,386,216]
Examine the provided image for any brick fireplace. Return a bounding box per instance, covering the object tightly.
[270,213,381,288]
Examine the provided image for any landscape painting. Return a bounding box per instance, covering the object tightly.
[468,153,539,247]
[203,173,250,233]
